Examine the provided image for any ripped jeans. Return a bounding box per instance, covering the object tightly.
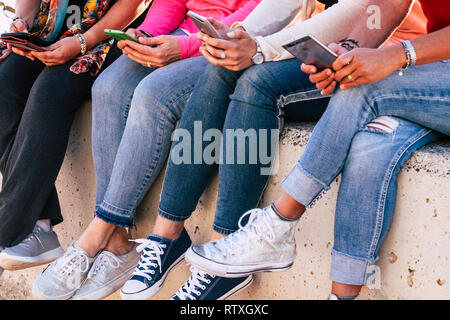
[282,60,448,284]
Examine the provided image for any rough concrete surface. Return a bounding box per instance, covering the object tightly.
[0,104,449,300]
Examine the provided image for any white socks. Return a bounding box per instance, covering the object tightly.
[36,219,51,232]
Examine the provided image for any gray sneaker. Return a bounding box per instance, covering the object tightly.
[32,245,96,300]
[72,244,140,300]
[0,225,64,271]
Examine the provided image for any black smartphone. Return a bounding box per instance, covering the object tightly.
[187,11,227,40]
[282,34,338,71]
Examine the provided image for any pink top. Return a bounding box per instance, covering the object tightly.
[138,0,261,60]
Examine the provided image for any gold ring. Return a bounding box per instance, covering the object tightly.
[347,75,354,82]
[147,61,152,68]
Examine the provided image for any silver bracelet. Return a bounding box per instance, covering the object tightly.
[400,40,417,69]
[75,33,87,56]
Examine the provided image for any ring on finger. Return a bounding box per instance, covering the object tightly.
[220,51,227,59]
[347,74,354,82]
[147,61,152,68]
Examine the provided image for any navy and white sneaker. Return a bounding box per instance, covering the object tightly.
[171,266,253,300]
[120,228,191,300]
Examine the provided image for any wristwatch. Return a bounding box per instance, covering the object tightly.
[251,39,264,65]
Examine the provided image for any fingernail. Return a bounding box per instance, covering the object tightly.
[227,31,234,37]
[203,36,208,41]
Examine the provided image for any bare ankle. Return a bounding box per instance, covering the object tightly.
[104,228,133,255]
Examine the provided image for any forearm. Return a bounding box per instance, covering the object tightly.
[257,0,368,61]
[14,0,40,28]
[239,0,302,37]
[84,0,149,50]
[345,0,413,48]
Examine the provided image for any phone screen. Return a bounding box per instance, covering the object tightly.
[283,36,337,71]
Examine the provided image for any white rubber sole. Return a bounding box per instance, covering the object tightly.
[120,253,185,300]
[0,247,65,271]
[31,280,78,301]
[185,247,294,278]
[217,275,254,300]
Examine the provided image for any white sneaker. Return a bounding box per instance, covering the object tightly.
[32,245,96,300]
[72,244,140,300]
[186,206,298,278]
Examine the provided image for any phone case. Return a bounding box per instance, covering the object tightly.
[0,36,48,52]
[0,32,51,52]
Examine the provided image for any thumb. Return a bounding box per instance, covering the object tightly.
[226,29,249,40]
[332,51,354,71]
[138,35,164,46]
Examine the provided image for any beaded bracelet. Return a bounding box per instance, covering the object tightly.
[75,33,87,56]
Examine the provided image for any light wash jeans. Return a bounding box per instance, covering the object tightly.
[91,54,209,228]
[282,61,449,285]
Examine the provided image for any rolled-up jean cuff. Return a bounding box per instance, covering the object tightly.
[212,224,237,236]
[95,203,134,229]
[330,250,370,286]
[281,162,326,206]
[157,207,191,223]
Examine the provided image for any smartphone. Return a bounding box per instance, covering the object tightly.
[282,34,338,71]
[187,11,227,39]
[0,32,52,52]
[104,29,139,43]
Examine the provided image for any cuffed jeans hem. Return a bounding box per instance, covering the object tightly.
[281,162,326,206]
[157,207,191,223]
[330,249,371,286]
[95,205,134,229]
[212,224,237,236]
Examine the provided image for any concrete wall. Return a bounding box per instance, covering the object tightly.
[0,103,449,300]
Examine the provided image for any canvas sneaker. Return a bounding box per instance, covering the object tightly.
[72,243,140,300]
[171,266,253,300]
[0,225,64,271]
[120,228,191,300]
[32,245,97,300]
[186,206,298,277]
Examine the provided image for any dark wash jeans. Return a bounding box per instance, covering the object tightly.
[158,59,329,234]
[0,45,121,247]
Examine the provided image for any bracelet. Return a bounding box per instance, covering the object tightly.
[400,40,416,70]
[338,38,360,51]
[75,33,87,56]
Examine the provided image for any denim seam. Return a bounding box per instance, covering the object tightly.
[99,200,135,218]
[367,128,433,259]
[212,223,237,236]
[332,248,376,264]
[157,206,191,222]
[95,211,133,229]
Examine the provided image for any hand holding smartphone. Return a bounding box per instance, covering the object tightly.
[0,32,52,52]
[282,34,338,71]
[188,11,228,40]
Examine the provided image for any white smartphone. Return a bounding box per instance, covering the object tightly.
[187,11,226,39]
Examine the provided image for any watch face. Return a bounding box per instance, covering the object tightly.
[252,53,264,65]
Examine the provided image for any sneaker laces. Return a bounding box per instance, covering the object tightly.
[131,238,167,281]
[88,251,121,278]
[213,208,276,255]
[173,266,214,300]
[54,246,90,278]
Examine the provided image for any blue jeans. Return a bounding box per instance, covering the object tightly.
[91,55,209,228]
[282,61,448,284]
[330,118,442,285]
[158,59,329,234]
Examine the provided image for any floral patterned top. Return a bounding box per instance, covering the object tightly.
[1,0,117,76]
